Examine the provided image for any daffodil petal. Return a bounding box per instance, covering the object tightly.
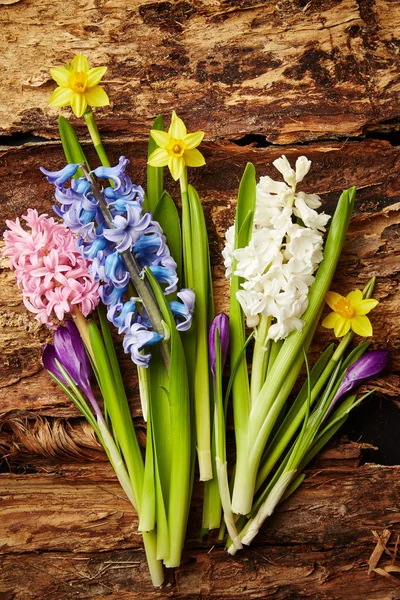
[150,130,170,149]
[325,291,343,310]
[84,86,109,107]
[87,66,107,88]
[183,148,206,167]
[321,311,340,329]
[354,299,379,316]
[70,92,88,117]
[49,67,70,87]
[346,289,363,304]
[183,131,204,150]
[334,316,351,338]
[49,86,73,108]
[148,148,170,167]
[351,315,373,337]
[168,111,187,139]
[71,53,90,73]
[168,155,185,180]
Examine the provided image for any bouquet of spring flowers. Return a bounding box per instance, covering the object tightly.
[2,53,390,585]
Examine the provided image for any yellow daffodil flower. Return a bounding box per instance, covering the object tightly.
[49,53,109,118]
[322,289,379,338]
[148,111,205,181]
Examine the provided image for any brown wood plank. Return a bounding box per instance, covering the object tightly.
[0,0,399,143]
[0,463,399,598]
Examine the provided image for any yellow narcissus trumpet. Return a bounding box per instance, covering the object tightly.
[147,111,205,181]
[49,53,109,118]
[322,288,379,337]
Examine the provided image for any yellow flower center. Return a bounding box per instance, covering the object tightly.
[68,71,88,93]
[333,297,354,319]
[167,138,186,157]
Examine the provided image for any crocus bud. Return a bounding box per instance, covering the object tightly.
[42,320,93,400]
[327,349,390,418]
[209,313,230,379]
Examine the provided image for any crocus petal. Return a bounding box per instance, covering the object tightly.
[63,320,92,379]
[351,315,373,337]
[53,321,92,395]
[353,299,379,316]
[183,148,206,167]
[42,343,66,384]
[321,311,340,329]
[70,92,88,117]
[325,291,343,310]
[334,315,351,338]
[49,67,70,87]
[168,155,185,181]
[168,111,187,139]
[49,86,73,108]
[150,130,170,149]
[84,86,109,107]
[148,148,170,167]
[183,131,204,150]
[209,313,230,379]
[325,349,390,420]
[71,53,90,73]
[86,66,107,87]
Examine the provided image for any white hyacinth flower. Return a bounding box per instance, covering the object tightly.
[223,155,330,341]
[222,225,235,278]
[294,196,330,232]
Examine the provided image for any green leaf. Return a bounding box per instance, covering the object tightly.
[228,163,257,515]
[188,184,213,481]
[145,268,191,568]
[48,370,99,435]
[145,115,165,214]
[58,115,89,175]
[154,191,182,283]
[234,162,256,246]
[256,343,335,490]
[88,320,145,513]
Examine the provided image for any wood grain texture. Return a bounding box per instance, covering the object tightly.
[1,0,400,597]
[1,457,400,599]
[0,0,400,143]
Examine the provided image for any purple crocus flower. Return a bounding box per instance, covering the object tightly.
[209,313,230,379]
[42,320,102,418]
[326,349,390,420]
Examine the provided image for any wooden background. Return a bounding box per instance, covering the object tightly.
[1,0,400,598]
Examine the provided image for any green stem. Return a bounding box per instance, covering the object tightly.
[267,339,283,376]
[84,107,111,167]
[255,333,352,491]
[250,316,271,406]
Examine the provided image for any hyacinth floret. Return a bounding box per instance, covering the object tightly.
[3,209,99,328]
[41,156,194,366]
[223,155,330,341]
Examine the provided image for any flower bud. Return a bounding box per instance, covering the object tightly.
[327,349,390,417]
[209,313,230,379]
[42,320,93,400]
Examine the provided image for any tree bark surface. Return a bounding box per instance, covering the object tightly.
[1,1,400,598]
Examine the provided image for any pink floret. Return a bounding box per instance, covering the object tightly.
[3,209,99,328]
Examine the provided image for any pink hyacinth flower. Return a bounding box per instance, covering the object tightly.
[3,209,99,328]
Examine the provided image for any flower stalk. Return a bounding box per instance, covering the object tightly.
[231,186,356,515]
